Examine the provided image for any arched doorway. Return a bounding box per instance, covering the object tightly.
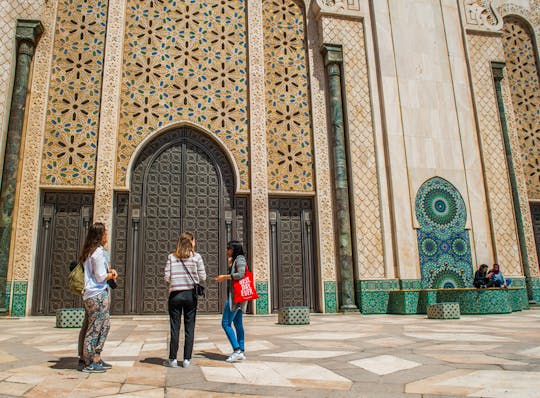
[112,127,247,314]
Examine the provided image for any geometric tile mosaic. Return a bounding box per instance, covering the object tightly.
[263,0,314,191]
[502,17,540,200]
[41,0,109,185]
[416,177,473,289]
[117,0,249,188]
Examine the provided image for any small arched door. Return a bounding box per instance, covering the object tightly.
[114,127,246,314]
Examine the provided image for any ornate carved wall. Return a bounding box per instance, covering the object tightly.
[502,17,540,200]
[0,0,46,178]
[467,32,522,274]
[116,0,249,189]
[40,0,108,186]
[319,16,385,278]
[263,0,314,192]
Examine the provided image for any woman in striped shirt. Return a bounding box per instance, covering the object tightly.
[164,233,206,368]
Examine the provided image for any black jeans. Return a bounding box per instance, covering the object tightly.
[168,289,197,361]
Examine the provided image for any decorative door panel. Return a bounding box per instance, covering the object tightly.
[33,193,93,315]
[531,204,540,265]
[122,127,238,314]
[269,198,316,311]
[140,145,183,313]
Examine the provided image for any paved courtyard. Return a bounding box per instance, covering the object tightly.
[0,309,539,398]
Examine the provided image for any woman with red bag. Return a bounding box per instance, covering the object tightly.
[215,240,247,362]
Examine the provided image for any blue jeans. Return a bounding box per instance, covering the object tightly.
[222,300,244,351]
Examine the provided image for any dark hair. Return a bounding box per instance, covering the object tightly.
[227,240,244,261]
[480,264,488,270]
[79,222,106,263]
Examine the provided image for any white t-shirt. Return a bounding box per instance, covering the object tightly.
[83,246,109,300]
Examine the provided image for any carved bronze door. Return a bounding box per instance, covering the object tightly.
[531,204,540,266]
[123,128,240,314]
[269,198,317,312]
[32,192,93,315]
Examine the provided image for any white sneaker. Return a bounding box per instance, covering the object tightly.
[163,359,179,368]
[226,351,246,362]
[183,359,191,368]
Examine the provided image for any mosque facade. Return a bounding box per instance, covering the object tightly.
[0,0,539,316]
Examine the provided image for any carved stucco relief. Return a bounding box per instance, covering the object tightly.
[11,0,57,281]
[467,32,522,275]
[305,6,336,282]
[0,0,46,180]
[320,17,385,279]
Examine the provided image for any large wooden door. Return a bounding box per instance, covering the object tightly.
[32,192,93,315]
[269,198,317,312]
[119,127,243,314]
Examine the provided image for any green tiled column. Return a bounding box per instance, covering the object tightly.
[4,281,11,313]
[255,281,269,314]
[321,43,357,312]
[0,20,43,313]
[324,281,337,313]
[527,277,540,303]
[11,281,27,317]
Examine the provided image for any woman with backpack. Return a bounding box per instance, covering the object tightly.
[79,222,117,373]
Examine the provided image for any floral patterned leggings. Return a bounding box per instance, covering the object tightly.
[82,290,110,364]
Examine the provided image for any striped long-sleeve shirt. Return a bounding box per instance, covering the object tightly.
[164,252,206,293]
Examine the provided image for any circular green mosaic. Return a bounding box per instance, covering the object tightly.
[422,188,458,226]
[452,238,468,256]
[421,238,438,256]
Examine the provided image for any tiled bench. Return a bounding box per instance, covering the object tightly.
[56,308,85,328]
[278,306,310,325]
[427,302,460,319]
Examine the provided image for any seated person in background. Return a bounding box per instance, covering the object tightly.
[473,264,488,288]
[487,263,511,288]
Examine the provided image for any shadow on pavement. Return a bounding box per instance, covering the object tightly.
[48,357,79,370]
[140,357,164,366]
[198,351,228,361]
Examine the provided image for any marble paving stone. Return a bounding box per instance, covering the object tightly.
[365,337,415,347]
[287,332,369,340]
[103,340,123,348]
[6,373,47,384]
[519,346,540,358]
[108,360,135,367]
[349,355,421,375]
[0,381,34,396]
[0,335,14,342]
[38,343,78,352]
[111,342,144,356]
[423,352,528,365]
[141,343,167,352]
[419,343,501,351]
[166,388,277,397]
[193,342,217,351]
[263,350,353,359]
[405,332,516,342]
[202,361,352,389]
[71,380,121,398]
[106,387,164,398]
[406,369,540,397]
[120,383,159,393]
[0,350,17,363]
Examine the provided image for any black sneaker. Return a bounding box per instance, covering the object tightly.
[97,359,112,370]
[82,362,107,373]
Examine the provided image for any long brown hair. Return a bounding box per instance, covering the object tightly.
[79,222,106,263]
[174,236,193,259]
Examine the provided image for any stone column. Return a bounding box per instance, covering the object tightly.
[0,20,43,313]
[321,44,357,311]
